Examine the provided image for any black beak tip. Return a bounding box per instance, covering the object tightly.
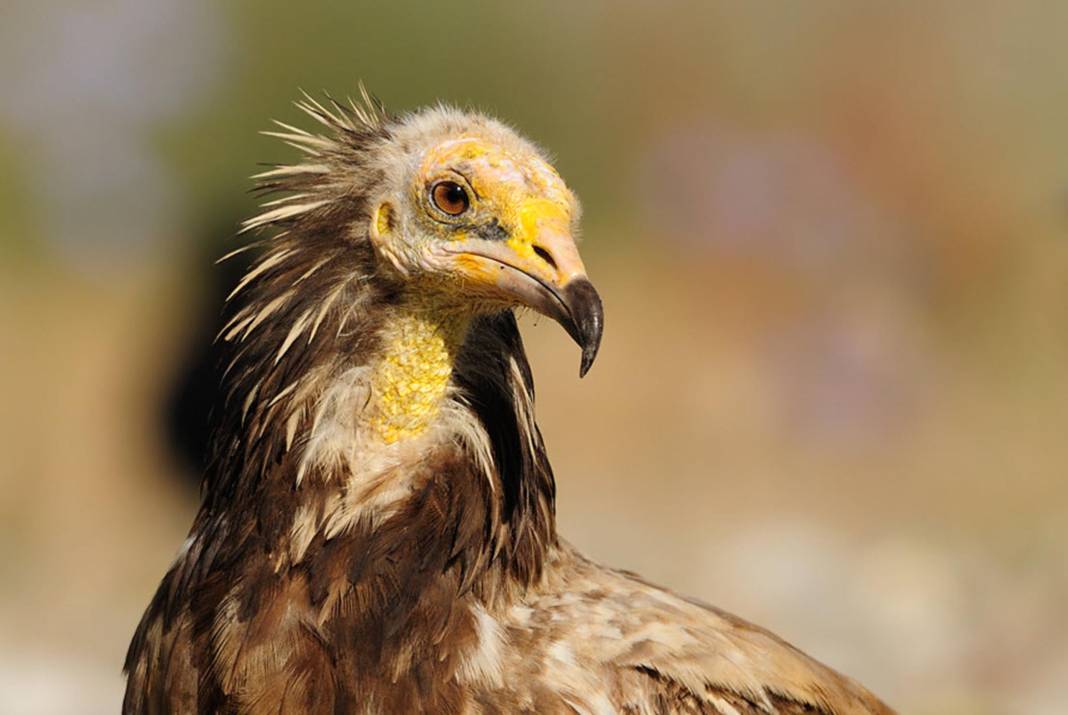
[562,279,604,378]
[579,346,598,378]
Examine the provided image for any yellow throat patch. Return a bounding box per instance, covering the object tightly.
[367,308,469,444]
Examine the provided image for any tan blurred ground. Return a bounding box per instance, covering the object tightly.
[2,2,1067,713]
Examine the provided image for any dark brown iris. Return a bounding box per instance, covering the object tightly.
[431,181,470,216]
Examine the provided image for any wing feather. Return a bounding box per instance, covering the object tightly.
[525,545,894,715]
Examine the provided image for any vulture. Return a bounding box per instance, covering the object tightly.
[124,88,894,715]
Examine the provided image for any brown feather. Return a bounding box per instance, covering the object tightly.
[124,92,894,715]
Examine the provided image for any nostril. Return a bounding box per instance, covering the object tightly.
[532,245,557,270]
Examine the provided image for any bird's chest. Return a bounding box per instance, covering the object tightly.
[210,552,485,712]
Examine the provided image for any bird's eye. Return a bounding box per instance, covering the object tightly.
[430,181,470,216]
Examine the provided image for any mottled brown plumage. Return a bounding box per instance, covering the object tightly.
[124,88,894,714]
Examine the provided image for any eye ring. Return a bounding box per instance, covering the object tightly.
[430,180,470,217]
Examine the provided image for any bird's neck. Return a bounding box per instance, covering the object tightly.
[208,262,557,591]
[365,302,470,444]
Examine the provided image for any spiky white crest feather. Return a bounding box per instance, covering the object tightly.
[234,82,389,245]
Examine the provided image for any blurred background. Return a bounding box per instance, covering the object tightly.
[1,1,1066,713]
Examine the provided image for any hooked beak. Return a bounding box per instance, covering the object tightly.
[444,224,604,377]
[556,278,604,378]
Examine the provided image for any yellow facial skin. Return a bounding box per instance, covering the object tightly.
[419,136,577,268]
[512,196,570,260]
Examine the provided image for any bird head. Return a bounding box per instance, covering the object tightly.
[359,110,603,375]
[240,93,602,378]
